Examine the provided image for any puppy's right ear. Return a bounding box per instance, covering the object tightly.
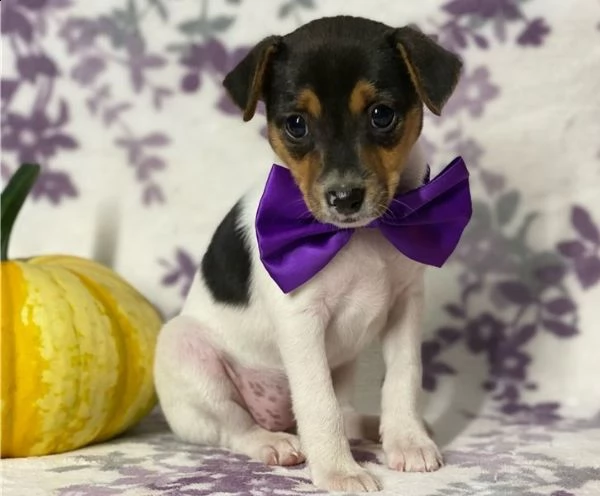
[223,36,282,122]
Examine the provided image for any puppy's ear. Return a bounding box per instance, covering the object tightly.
[223,36,282,121]
[390,26,462,116]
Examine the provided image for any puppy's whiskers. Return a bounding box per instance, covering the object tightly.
[389,197,414,211]
[376,202,394,220]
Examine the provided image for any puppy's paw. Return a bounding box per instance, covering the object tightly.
[385,440,443,472]
[314,466,381,492]
[236,431,305,466]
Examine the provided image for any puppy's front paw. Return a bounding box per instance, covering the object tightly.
[314,466,381,492]
[385,439,443,472]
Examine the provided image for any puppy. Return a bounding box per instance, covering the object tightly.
[154,16,462,492]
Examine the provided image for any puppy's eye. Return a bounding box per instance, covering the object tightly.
[284,115,308,140]
[370,104,397,131]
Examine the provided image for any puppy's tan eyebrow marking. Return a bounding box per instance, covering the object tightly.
[267,123,321,211]
[349,80,378,115]
[296,88,322,118]
[360,104,423,197]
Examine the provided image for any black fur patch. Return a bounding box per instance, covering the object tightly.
[201,202,251,305]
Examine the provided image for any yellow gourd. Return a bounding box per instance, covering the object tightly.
[1,164,162,457]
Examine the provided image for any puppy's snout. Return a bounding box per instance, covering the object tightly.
[325,187,366,215]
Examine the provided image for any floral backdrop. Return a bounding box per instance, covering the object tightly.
[1,0,600,494]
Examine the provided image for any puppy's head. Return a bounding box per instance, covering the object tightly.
[224,16,462,227]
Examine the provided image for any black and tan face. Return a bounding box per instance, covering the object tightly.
[223,17,462,227]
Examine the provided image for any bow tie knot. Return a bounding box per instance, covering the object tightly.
[256,157,472,293]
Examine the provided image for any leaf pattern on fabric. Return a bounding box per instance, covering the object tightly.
[2,1,599,493]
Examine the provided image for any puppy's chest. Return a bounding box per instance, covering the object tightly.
[315,231,419,364]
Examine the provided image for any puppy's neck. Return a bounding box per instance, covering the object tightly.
[397,141,429,193]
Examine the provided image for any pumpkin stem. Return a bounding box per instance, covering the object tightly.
[1,164,41,261]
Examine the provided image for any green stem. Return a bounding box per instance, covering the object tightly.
[1,164,41,261]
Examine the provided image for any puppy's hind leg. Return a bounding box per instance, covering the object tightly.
[154,315,304,466]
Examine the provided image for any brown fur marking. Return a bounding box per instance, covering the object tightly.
[349,80,378,115]
[268,124,322,213]
[361,105,423,203]
[243,43,278,121]
[296,88,322,118]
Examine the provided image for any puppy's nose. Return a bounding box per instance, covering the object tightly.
[325,187,366,215]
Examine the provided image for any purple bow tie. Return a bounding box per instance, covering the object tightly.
[256,156,472,293]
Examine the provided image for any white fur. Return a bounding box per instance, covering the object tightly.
[154,142,442,492]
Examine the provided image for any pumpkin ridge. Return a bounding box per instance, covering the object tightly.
[28,264,119,455]
[4,263,51,456]
[66,269,130,443]
[43,266,97,452]
[1,263,21,455]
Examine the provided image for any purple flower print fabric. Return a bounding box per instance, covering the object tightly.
[1,0,599,494]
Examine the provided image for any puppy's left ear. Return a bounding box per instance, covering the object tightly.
[223,35,282,121]
[390,26,462,116]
